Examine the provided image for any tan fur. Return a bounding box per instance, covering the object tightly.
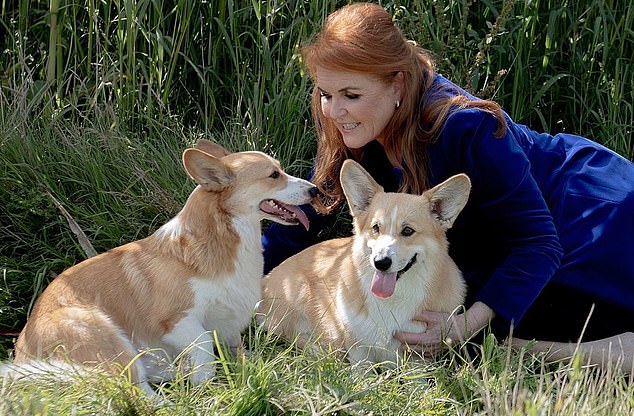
[260,160,470,364]
[9,140,316,396]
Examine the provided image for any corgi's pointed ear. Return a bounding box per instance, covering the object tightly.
[183,148,235,191]
[340,159,384,216]
[195,139,231,158]
[425,174,471,230]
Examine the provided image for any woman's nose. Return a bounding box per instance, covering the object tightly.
[323,97,346,119]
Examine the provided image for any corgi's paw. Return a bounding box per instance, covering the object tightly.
[189,361,216,386]
[399,320,427,334]
[237,347,251,358]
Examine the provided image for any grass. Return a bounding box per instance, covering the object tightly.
[1,0,633,413]
[2,326,633,415]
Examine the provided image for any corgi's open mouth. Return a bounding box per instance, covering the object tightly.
[397,254,418,278]
[260,199,310,230]
[371,254,418,299]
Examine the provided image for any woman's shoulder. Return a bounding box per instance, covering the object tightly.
[441,107,502,143]
[428,105,527,185]
[429,74,506,133]
[431,73,479,100]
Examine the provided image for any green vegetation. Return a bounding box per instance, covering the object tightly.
[1,0,633,413]
[2,329,634,415]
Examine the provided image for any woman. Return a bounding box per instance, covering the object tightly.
[262,2,634,372]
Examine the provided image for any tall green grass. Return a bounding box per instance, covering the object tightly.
[392,0,633,158]
[2,0,631,156]
[1,0,337,163]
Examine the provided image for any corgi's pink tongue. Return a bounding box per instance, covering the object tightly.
[260,200,310,231]
[285,204,310,231]
[371,270,397,298]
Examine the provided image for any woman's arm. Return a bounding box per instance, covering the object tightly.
[397,108,563,353]
[436,109,563,326]
[262,203,329,273]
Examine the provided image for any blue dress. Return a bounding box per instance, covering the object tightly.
[263,75,634,342]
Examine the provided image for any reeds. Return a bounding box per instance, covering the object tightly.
[1,0,631,156]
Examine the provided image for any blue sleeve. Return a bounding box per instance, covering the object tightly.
[440,109,563,325]
[262,202,331,274]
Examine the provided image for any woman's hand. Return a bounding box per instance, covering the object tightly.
[394,301,495,356]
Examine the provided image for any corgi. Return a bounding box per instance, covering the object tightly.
[259,159,469,365]
[3,140,316,397]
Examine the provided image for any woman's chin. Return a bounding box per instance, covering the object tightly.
[342,133,373,149]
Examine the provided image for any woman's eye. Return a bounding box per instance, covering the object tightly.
[345,93,359,100]
[401,227,415,237]
[319,91,331,99]
[269,170,280,179]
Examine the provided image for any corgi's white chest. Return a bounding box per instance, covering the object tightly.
[341,292,414,341]
[188,271,260,335]
[187,217,262,337]
[337,267,425,361]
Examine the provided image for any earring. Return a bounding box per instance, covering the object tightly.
[395,100,400,109]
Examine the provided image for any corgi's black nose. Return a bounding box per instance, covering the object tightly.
[309,186,319,198]
[374,257,392,272]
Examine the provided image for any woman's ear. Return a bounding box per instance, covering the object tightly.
[392,71,404,103]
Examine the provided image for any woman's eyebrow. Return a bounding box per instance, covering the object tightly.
[318,86,361,94]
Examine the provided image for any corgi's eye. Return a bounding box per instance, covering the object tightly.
[269,170,280,179]
[372,224,380,234]
[401,226,415,237]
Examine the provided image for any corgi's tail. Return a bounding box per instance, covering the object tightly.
[1,360,163,400]
[1,360,84,384]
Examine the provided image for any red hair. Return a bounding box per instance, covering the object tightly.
[302,3,506,213]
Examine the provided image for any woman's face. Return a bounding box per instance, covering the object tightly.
[315,66,402,149]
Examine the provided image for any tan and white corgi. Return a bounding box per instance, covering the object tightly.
[4,140,316,397]
[260,159,469,364]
